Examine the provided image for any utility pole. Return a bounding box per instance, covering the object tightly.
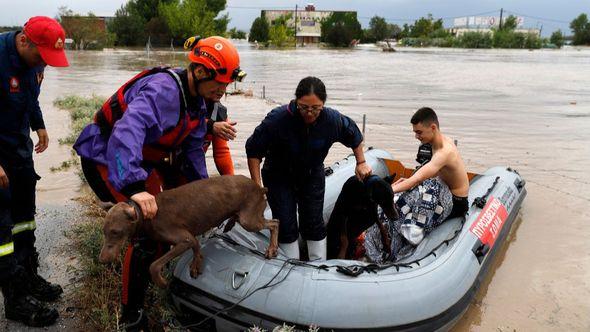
[539,24,543,37]
[294,4,298,48]
[499,8,503,30]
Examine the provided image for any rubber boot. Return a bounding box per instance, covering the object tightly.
[279,241,300,260]
[307,238,327,261]
[2,267,59,327]
[23,252,63,302]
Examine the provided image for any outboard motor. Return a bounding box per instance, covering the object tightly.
[415,143,432,170]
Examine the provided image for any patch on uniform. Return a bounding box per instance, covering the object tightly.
[9,77,19,93]
[54,37,64,49]
[36,71,44,85]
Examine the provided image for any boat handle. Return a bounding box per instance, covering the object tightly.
[232,271,249,290]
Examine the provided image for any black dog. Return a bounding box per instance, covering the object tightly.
[327,174,398,259]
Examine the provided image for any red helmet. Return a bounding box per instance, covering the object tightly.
[185,36,246,84]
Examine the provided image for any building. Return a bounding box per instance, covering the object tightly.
[450,16,540,37]
[262,4,357,45]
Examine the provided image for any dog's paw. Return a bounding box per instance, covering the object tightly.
[150,266,169,288]
[265,246,278,259]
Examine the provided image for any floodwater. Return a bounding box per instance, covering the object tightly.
[33,41,590,331]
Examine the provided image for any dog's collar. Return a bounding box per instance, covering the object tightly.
[126,200,145,224]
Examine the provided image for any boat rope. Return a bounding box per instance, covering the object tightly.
[472,176,500,208]
[173,258,298,330]
[169,178,507,329]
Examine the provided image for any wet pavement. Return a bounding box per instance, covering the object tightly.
[1,42,588,330]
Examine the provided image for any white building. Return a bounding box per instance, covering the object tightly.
[451,16,540,37]
[262,4,357,45]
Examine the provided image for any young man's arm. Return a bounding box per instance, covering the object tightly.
[392,150,448,193]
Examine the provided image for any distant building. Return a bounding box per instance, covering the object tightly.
[262,4,357,45]
[450,16,540,37]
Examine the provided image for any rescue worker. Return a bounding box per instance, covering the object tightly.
[73,36,245,330]
[246,76,372,261]
[204,101,236,175]
[0,16,69,327]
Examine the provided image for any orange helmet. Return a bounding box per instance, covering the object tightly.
[184,36,246,84]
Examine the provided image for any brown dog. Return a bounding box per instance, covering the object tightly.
[98,175,279,288]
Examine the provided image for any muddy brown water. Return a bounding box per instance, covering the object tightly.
[16,42,590,330]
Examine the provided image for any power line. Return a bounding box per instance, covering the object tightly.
[503,9,571,24]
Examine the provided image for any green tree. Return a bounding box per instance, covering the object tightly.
[228,28,247,39]
[411,14,434,37]
[550,29,565,48]
[321,12,362,47]
[108,3,147,46]
[369,16,390,41]
[501,15,518,31]
[389,24,402,39]
[159,0,228,42]
[268,14,294,47]
[249,16,269,43]
[570,13,590,45]
[58,7,114,49]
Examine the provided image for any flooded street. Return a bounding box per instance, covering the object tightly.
[33,42,590,331]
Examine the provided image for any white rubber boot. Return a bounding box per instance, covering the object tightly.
[307,238,327,261]
[279,241,300,260]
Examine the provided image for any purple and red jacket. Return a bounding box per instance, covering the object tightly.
[73,68,208,196]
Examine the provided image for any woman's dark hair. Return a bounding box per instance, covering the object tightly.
[295,76,327,103]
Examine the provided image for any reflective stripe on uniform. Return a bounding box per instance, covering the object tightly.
[11,220,36,235]
[0,242,14,257]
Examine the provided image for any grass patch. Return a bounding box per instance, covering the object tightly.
[67,195,177,331]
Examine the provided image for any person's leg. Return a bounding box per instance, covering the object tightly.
[10,165,63,302]
[448,195,469,219]
[0,168,58,326]
[262,171,299,258]
[297,172,327,261]
[120,238,159,331]
[398,178,452,245]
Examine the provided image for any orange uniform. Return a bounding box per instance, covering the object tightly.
[204,102,234,175]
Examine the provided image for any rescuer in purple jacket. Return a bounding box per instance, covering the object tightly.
[73,36,245,331]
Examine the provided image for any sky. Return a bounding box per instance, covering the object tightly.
[0,0,588,36]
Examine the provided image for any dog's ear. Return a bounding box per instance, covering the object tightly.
[383,173,397,185]
[124,205,137,221]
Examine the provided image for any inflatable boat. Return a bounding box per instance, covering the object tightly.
[169,148,527,331]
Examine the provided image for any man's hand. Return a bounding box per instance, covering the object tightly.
[355,162,372,180]
[392,178,407,193]
[212,121,237,141]
[35,129,49,153]
[0,166,8,189]
[130,191,158,219]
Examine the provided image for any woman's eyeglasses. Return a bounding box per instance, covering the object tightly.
[297,103,323,113]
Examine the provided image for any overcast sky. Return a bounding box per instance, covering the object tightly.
[1,0,588,36]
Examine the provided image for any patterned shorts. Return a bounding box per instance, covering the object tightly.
[364,178,453,264]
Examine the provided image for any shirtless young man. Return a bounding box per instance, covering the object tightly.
[393,107,469,218]
[364,107,470,261]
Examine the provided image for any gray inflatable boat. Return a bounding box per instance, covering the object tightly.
[169,148,527,331]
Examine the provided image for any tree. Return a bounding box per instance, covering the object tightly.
[268,14,294,47]
[570,13,590,45]
[550,30,565,48]
[249,16,269,43]
[369,16,390,41]
[501,15,518,31]
[389,24,402,39]
[159,0,227,42]
[321,12,362,47]
[57,7,113,49]
[228,28,247,39]
[411,14,435,37]
[108,3,147,46]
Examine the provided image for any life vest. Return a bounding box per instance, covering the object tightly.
[94,67,201,162]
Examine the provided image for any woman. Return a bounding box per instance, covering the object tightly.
[246,77,372,260]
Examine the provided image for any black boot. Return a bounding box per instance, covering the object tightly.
[2,267,59,327]
[23,252,63,302]
[120,307,149,332]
